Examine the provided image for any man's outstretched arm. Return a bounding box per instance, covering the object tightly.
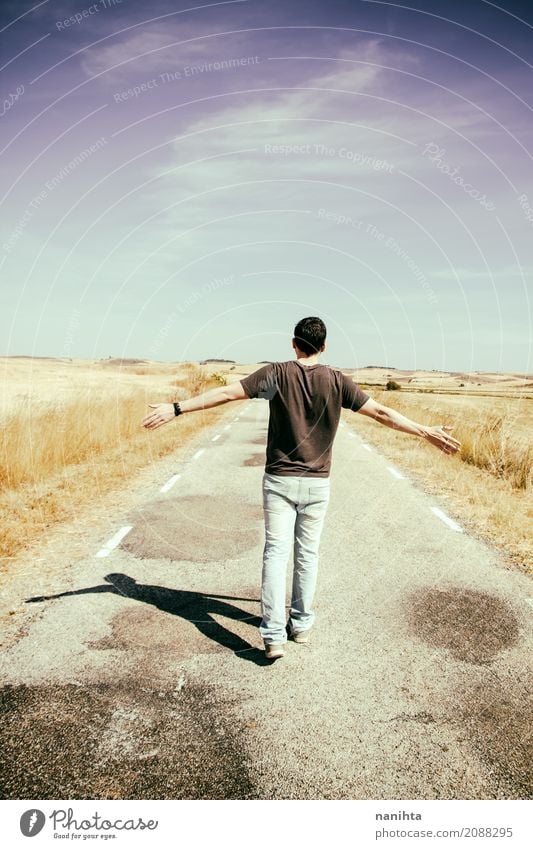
[142,381,247,430]
[356,397,462,456]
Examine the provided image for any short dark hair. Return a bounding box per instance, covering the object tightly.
[293,316,327,355]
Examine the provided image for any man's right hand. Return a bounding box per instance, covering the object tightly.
[424,424,462,456]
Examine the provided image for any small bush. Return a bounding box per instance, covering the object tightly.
[172,363,209,394]
[386,380,401,391]
[210,372,228,386]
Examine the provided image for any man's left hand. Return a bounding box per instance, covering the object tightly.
[142,403,176,430]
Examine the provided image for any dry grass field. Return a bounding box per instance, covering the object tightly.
[0,358,232,565]
[1,357,531,574]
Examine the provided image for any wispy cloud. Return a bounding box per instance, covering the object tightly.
[79,27,207,80]
[431,265,533,280]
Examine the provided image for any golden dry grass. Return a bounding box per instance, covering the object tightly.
[362,389,532,489]
[348,387,532,572]
[0,362,230,563]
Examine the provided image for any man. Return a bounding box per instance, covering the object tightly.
[143,317,461,661]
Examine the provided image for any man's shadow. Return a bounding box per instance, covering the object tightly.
[26,573,271,666]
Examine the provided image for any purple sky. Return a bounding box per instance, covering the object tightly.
[1,0,532,371]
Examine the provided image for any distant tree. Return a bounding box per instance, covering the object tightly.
[386,380,401,390]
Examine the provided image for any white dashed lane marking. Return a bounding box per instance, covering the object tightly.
[212,434,221,442]
[160,473,181,493]
[431,507,463,533]
[347,432,465,531]
[192,449,205,461]
[95,526,133,558]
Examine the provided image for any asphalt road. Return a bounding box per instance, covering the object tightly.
[0,399,532,800]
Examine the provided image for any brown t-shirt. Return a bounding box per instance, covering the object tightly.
[240,360,370,477]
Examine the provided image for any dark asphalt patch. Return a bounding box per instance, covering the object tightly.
[242,453,266,467]
[406,587,519,664]
[455,678,533,799]
[121,495,262,561]
[0,679,257,799]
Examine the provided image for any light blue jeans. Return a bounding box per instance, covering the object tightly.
[260,472,331,645]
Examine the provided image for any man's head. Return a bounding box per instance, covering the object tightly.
[293,316,327,356]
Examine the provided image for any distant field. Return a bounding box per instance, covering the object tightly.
[0,357,531,573]
[0,357,198,416]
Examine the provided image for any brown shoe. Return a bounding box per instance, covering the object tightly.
[290,629,311,644]
[264,643,285,660]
